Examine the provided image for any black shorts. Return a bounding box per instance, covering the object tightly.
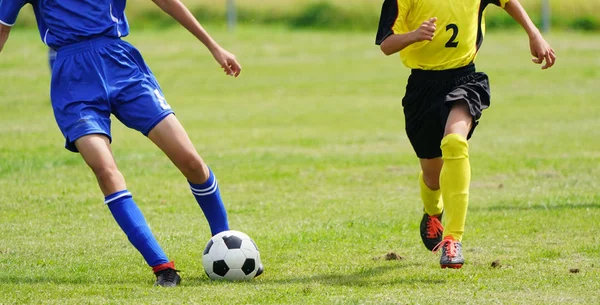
[402,63,490,159]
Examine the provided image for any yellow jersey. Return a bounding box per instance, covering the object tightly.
[376,0,510,70]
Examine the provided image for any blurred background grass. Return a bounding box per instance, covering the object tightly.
[12,0,600,32]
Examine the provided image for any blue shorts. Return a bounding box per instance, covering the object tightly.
[50,36,173,152]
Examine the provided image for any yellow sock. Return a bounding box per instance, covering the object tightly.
[419,171,443,216]
[440,134,471,242]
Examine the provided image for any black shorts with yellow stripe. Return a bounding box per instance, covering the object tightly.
[402,63,490,159]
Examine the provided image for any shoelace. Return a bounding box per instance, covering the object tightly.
[426,215,444,239]
[432,238,457,257]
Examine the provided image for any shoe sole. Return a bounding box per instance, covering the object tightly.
[441,263,463,269]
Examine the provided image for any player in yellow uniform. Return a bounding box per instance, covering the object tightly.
[376,0,555,268]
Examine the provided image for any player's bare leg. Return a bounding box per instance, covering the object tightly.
[148,114,230,236]
[420,158,443,190]
[444,102,472,138]
[147,114,209,184]
[75,134,179,286]
[432,101,473,268]
[75,135,126,195]
[148,115,264,276]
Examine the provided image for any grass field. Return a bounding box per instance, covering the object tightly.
[1,26,599,304]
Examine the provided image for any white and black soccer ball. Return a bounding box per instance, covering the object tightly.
[202,230,261,281]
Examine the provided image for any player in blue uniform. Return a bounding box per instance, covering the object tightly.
[0,0,257,287]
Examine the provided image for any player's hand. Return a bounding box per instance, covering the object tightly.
[211,47,242,77]
[529,34,556,70]
[412,18,437,42]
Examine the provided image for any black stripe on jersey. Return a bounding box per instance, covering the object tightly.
[476,0,504,50]
[476,2,487,50]
[375,0,399,45]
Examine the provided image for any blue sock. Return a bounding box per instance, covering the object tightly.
[105,190,169,268]
[189,169,230,236]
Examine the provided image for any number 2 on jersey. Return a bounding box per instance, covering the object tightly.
[445,24,459,48]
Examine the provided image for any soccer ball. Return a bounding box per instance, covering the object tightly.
[202,230,261,281]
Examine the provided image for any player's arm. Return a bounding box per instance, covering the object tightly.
[503,0,556,69]
[0,0,24,54]
[0,24,10,53]
[375,0,430,56]
[151,0,241,77]
[379,18,437,56]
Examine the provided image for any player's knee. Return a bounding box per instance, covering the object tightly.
[422,171,440,190]
[92,166,124,185]
[179,155,208,181]
[441,134,469,158]
[420,158,442,189]
[181,155,203,172]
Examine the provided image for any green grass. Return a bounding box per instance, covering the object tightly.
[1,26,599,304]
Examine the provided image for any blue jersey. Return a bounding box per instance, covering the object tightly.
[0,0,129,49]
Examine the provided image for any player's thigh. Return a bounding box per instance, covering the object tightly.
[75,134,118,172]
[147,114,205,170]
[443,72,491,139]
[444,101,472,138]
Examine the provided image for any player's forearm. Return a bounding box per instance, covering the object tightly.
[0,24,11,53]
[380,32,417,56]
[504,0,541,38]
[152,0,221,52]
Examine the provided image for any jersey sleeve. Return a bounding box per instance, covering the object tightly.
[375,0,411,45]
[486,0,510,8]
[0,0,28,27]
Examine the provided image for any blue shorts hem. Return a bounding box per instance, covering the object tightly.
[141,110,174,136]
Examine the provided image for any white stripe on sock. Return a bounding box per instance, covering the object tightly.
[104,191,132,205]
[190,178,217,193]
[191,181,218,196]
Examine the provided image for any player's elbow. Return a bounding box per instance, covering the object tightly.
[380,43,394,56]
[380,46,391,56]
